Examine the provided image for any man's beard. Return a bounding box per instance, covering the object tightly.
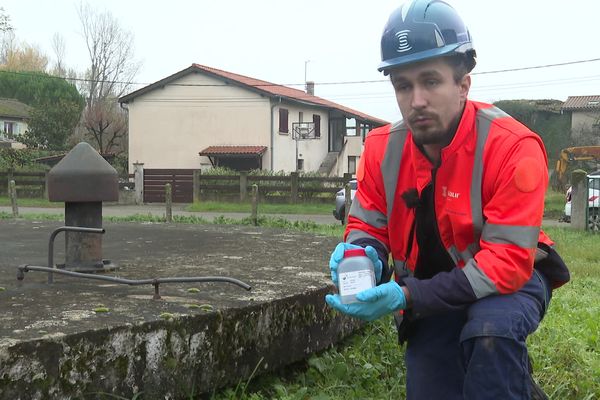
[408,112,461,147]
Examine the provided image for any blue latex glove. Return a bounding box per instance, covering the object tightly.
[325,281,407,322]
[329,242,383,287]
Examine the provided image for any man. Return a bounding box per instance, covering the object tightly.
[325,1,570,399]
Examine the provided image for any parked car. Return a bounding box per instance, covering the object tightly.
[563,170,600,230]
[333,179,357,224]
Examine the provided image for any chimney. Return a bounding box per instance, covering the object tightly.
[305,81,315,96]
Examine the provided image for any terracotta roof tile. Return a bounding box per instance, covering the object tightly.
[562,95,600,111]
[199,146,268,156]
[191,64,387,125]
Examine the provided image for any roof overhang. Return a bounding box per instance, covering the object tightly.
[198,145,268,158]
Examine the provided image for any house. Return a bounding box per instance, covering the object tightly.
[118,64,388,177]
[0,98,30,149]
[561,95,600,144]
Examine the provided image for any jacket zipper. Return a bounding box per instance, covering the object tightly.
[430,168,457,268]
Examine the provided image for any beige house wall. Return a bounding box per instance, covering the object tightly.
[127,73,272,172]
[334,135,363,177]
[272,103,329,172]
[571,111,600,137]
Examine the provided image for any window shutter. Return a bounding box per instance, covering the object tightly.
[279,108,289,133]
[313,114,321,137]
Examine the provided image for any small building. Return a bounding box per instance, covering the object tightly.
[0,98,30,149]
[119,64,387,177]
[562,95,600,144]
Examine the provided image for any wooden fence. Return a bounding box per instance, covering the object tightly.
[1,168,352,204]
[0,171,47,198]
[0,171,134,199]
[194,171,354,203]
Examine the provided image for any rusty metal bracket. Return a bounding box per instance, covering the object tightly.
[16,226,252,299]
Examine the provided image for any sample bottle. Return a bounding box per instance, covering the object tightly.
[338,248,376,304]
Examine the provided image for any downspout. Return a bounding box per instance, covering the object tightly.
[270,97,282,170]
[119,101,130,172]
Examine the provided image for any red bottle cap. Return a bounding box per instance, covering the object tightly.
[344,248,367,257]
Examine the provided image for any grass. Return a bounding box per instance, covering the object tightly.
[545,189,567,220]
[0,196,60,207]
[1,190,566,220]
[186,200,333,215]
[0,197,335,215]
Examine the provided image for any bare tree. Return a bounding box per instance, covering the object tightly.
[77,2,140,154]
[48,33,81,83]
[0,7,15,64]
[50,33,67,75]
[77,2,140,106]
[82,100,128,154]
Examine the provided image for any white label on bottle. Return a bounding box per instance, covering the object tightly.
[339,270,374,296]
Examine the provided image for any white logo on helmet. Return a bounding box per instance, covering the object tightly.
[395,30,412,53]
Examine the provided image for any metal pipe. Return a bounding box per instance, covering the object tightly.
[48,226,105,283]
[18,264,252,293]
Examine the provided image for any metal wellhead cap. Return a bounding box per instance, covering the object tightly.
[47,142,119,202]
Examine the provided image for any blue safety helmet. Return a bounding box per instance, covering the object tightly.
[378,0,475,74]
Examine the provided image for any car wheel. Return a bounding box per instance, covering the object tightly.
[588,209,600,232]
[340,206,345,225]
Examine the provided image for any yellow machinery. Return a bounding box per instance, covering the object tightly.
[553,146,600,190]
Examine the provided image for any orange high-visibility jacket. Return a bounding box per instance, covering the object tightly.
[346,100,565,312]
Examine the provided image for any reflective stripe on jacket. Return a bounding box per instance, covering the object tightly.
[345,100,562,299]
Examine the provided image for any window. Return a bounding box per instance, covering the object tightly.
[299,111,304,123]
[313,114,321,138]
[297,158,304,171]
[4,121,14,135]
[346,118,357,136]
[348,156,357,174]
[359,123,371,136]
[279,108,289,133]
[359,122,371,142]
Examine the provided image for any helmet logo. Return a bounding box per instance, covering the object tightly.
[395,30,412,53]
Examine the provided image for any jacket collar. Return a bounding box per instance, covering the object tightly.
[407,100,476,193]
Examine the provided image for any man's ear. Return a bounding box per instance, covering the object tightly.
[460,74,471,101]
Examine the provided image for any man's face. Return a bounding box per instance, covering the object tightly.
[390,58,471,146]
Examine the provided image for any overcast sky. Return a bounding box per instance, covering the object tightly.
[3,0,599,122]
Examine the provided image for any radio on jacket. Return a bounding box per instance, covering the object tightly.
[338,248,376,304]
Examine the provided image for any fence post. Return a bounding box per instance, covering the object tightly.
[133,162,144,205]
[251,184,259,226]
[571,169,587,231]
[344,182,352,224]
[9,179,18,217]
[193,169,201,203]
[240,171,248,202]
[7,168,13,195]
[165,183,173,223]
[43,171,49,200]
[290,172,299,204]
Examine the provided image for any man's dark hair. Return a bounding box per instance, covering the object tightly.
[444,51,477,83]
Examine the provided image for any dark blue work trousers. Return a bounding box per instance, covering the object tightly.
[405,270,552,400]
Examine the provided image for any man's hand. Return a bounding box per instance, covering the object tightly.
[329,242,383,287]
[325,281,407,321]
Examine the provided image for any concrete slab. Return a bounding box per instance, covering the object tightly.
[0,219,356,399]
